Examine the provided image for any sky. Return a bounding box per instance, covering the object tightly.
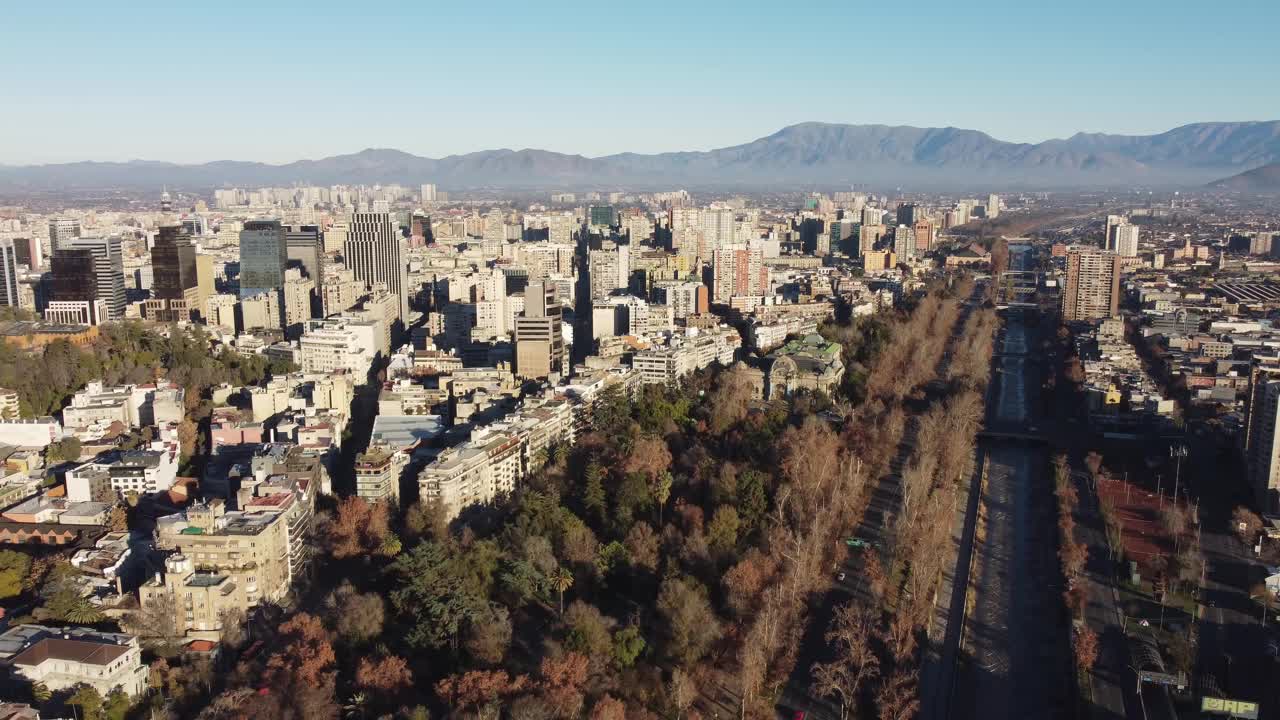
[2,0,1277,165]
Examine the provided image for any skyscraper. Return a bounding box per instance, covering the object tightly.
[515,281,565,379]
[48,218,81,248]
[588,205,618,228]
[286,225,325,317]
[343,212,408,323]
[1062,248,1121,321]
[1110,223,1139,257]
[1246,364,1280,511]
[711,245,767,303]
[52,236,125,320]
[151,224,201,322]
[420,184,437,203]
[10,237,42,270]
[239,219,288,300]
[0,239,19,308]
[986,194,1000,219]
[1104,215,1126,248]
[587,242,631,301]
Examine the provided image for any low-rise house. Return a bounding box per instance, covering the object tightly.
[0,624,145,697]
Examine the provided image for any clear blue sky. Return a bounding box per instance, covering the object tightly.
[3,0,1277,165]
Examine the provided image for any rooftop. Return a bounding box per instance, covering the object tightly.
[10,637,130,668]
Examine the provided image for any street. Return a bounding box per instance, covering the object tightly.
[952,245,1073,719]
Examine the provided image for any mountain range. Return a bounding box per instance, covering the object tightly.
[3,121,1280,191]
[1208,162,1280,192]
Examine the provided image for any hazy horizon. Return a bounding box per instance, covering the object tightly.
[4,0,1277,165]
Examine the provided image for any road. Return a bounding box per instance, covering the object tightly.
[950,245,1073,720]
[1187,443,1275,714]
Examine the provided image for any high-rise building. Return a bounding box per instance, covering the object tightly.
[588,205,618,228]
[1110,223,1140,257]
[48,218,81,248]
[1104,215,1126,248]
[896,204,919,226]
[150,225,201,322]
[588,242,631,301]
[701,207,736,250]
[893,226,916,259]
[913,220,936,253]
[861,207,883,227]
[420,184,437,203]
[711,245,767,303]
[343,212,408,323]
[0,240,19,308]
[239,219,288,300]
[514,281,565,379]
[1062,248,1121,321]
[986,194,1000,219]
[1246,364,1280,511]
[10,237,42,270]
[286,225,324,316]
[50,236,125,320]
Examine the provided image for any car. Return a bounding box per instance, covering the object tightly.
[837,572,846,581]
[793,713,806,720]
[846,538,874,549]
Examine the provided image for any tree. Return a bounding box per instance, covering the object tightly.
[324,581,385,646]
[326,497,391,559]
[707,367,755,433]
[623,522,659,571]
[612,626,646,669]
[810,604,881,720]
[466,604,514,666]
[875,670,919,720]
[551,567,574,615]
[707,506,740,557]
[589,695,627,720]
[435,670,529,712]
[0,549,32,599]
[266,613,336,688]
[106,504,129,533]
[538,652,589,719]
[668,667,697,720]
[355,654,412,695]
[656,576,720,666]
[46,588,105,624]
[68,684,105,720]
[103,688,131,720]
[583,461,607,525]
[1234,506,1264,546]
[390,540,494,649]
[177,419,199,460]
[626,435,672,481]
[45,437,82,465]
[735,469,769,534]
[404,498,450,543]
[564,600,614,660]
[1073,626,1099,674]
[651,472,673,526]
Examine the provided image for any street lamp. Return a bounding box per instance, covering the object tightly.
[1170,444,1188,501]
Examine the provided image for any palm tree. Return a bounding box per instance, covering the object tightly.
[31,682,51,704]
[550,567,574,615]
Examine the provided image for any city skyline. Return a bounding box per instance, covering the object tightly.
[3,0,1277,164]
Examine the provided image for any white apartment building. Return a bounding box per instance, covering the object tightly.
[418,396,574,520]
[631,327,741,386]
[298,318,379,376]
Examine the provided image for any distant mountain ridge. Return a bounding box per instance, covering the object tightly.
[3,121,1280,190]
[1208,161,1280,192]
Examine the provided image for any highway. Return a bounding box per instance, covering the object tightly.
[949,244,1073,720]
